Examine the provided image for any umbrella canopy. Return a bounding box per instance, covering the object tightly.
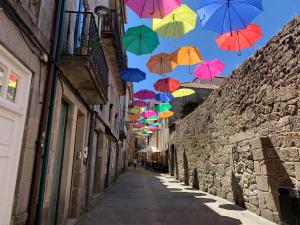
[134,89,156,100]
[216,24,263,52]
[141,110,157,118]
[172,88,195,98]
[120,68,146,82]
[121,25,159,55]
[125,0,181,19]
[154,78,181,93]
[152,122,161,127]
[155,103,172,113]
[171,46,203,66]
[154,93,174,102]
[159,111,174,118]
[147,53,177,75]
[129,113,141,121]
[152,4,197,38]
[130,107,145,114]
[194,59,225,80]
[198,0,263,34]
[146,116,159,122]
[132,100,148,107]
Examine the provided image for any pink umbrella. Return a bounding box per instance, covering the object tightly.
[141,110,157,118]
[194,59,225,80]
[135,122,145,128]
[134,89,156,100]
[132,100,148,107]
[125,0,181,19]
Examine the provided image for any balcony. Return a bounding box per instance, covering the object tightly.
[60,11,109,105]
[119,120,127,140]
[102,9,127,95]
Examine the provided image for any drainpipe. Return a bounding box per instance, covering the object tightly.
[85,108,96,210]
[26,0,66,224]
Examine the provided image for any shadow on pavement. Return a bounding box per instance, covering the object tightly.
[219,204,247,211]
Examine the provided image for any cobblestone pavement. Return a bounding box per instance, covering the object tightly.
[75,168,276,225]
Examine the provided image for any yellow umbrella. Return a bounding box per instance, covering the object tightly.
[152,4,197,38]
[147,130,154,134]
[129,113,140,121]
[159,111,174,118]
[146,53,177,75]
[172,88,195,98]
[129,107,145,114]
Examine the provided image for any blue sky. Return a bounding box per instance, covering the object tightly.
[125,0,300,92]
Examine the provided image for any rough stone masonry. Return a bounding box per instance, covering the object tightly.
[171,15,300,224]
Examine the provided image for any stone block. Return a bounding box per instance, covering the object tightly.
[295,162,300,181]
[256,176,270,191]
[252,149,264,161]
[229,131,255,144]
[245,202,260,215]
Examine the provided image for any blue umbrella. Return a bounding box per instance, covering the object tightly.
[154,93,174,103]
[120,68,146,82]
[198,0,263,34]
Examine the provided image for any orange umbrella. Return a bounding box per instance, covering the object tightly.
[147,53,177,75]
[159,111,174,118]
[129,113,141,121]
[171,46,203,72]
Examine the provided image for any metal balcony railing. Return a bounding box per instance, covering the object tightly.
[62,11,109,96]
[102,9,127,70]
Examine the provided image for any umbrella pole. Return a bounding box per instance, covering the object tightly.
[237,31,242,56]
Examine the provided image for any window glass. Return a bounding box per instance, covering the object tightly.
[0,66,5,96]
[6,73,18,103]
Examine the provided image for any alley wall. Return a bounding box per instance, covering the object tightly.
[171,16,300,224]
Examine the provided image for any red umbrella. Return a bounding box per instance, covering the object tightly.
[154,78,181,93]
[216,24,262,53]
[134,89,156,100]
[132,100,148,107]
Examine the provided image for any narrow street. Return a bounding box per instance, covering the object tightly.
[75,167,276,225]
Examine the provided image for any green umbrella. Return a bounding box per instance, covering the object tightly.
[152,122,161,127]
[155,103,172,113]
[146,116,159,122]
[121,25,160,56]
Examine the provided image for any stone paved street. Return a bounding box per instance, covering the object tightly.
[75,168,276,225]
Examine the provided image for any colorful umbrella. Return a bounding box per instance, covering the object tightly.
[159,111,174,118]
[146,116,159,122]
[129,113,141,121]
[134,89,156,100]
[172,88,195,98]
[198,0,263,34]
[141,110,157,118]
[152,122,161,127]
[120,68,146,82]
[132,100,148,107]
[155,103,172,113]
[147,53,177,75]
[152,4,197,38]
[129,107,145,114]
[155,93,174,103]
[171,46,203,72]
[194,59,225,80]
[125,0,181,19]
[216,24,263,53]
[139,117,147,123]
[147,130,154,134]
[121,25,159,55]
[154,78,181,93]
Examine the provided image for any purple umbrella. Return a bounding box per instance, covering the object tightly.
[134,89,156,100]
[141,110,157,118]
[194,59,225,80]
[125,0,181,19]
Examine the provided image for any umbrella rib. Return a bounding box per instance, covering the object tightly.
[221,4,228,34]
[231,0,263,10]
[140,0,148,17]
[230,4,248,29]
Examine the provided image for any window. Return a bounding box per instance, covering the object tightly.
[0,64,19,103]
[0,65,5,96]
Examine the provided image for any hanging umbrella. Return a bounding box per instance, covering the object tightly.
[197,0,263,34]
[120,68,146,82]
[155,93,174,103]
[146,116,159,122]
[147,130,154,134]
[134,89,156,100]
[194,59,225,80]
[129,113,141,121]
[132,100,148,107]
[172,88,195,98]
[152,4,197,38]
[216,24,263,53]
[154,78,181,93]
[159,111,174,118]
[155,103,172,113]
[152,122,161,127]
[125,0,181,19]
[171,46,203,72]
[130,107,145,114]
[121,25,159,56]
[149,126,159,131]
[147,53,177,75]
[141,110,157,118]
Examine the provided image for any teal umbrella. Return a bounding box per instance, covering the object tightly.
[155,103,172,113]
[121,25,159,56]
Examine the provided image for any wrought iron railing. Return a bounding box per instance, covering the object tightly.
[62,11,109,96]
[102,9,127,70]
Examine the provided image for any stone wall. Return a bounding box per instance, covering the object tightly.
[171,16,300,224]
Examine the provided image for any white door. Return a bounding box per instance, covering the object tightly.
[0,44,32,225]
